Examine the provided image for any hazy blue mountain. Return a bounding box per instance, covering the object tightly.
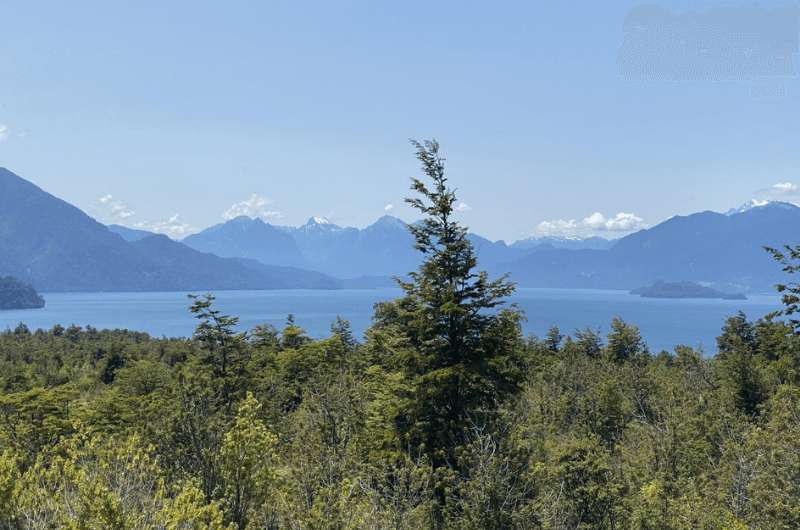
[0,167,155,291]
[511,235,616,251]
[279,215,420,278]
[0,168,340,291]
[500,201,800,291]
[131,234,338,290]
[183,216,309,268]
[108,224,157,242]
[187,214,533,279]
[467,234,526,266]
[6,166,791,293]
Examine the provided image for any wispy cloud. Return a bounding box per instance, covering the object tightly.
[771,182,798,194]
[455,202,472,212]
[0,124,9,143]
[223,194,282,221]
[755,181,799,200]
[98,194,136,220]
[533,211,647,237]
[384,203,394,212]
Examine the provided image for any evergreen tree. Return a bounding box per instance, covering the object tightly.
[767,245,800,332]
[544,326,563,352]
[281,314,311,350]
[717,313,763,415]
[189,294,248,409]
[380,139,525,466]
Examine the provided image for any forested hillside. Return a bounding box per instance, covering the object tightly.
[0,277,44,310]
[1,142,799,529]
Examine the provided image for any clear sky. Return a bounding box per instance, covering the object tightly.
[0,1,798,241]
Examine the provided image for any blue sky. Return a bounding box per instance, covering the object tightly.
[0,0,798,241]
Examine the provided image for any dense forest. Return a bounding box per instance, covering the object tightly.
[1,142,800,529]
[0,277,44,310]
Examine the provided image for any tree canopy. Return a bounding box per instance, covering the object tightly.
[0,143,798,529]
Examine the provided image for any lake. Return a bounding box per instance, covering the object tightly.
[0,288,781,354]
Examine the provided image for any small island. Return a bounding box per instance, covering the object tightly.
[0,276,46,310]
[631,281,746,300]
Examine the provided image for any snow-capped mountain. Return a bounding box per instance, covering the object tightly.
[178,199,800,290]
[724,199,798,216]
[185,215,419,278]
[511,235,616,251]
[182,216,309,268]
[725,199,772,216]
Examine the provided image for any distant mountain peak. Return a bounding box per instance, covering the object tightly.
[228,215,255,223]
[300,216,342,232]
[370,215,407,229]
[182,214,308,269]
[725,199,799,216]
[225,215,268,228]
[726,199,771,215]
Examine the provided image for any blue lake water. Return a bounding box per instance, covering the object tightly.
[0,288,781,354]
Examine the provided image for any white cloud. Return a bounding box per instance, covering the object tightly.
[604,212,646,231]
[0,124,8,143]
[455,202,472,212]
[135,214,194,239]
[533,211,647,237]
[97,194,135,220]
[755,181,799,199]
[384,203,394,212]
[582,212,607,229]
[770,181,798,195]
[223,194,282,221]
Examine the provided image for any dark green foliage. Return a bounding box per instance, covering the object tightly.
[767,244,800,331]
[99,350,126,384]
[606,317,647,362]
[544,326,563,352]
[0,268,797,529]
[376,139,525,466]
[1,150,800,528]
[189,293,249,410]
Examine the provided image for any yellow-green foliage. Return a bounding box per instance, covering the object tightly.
[2,143,800,528]
[1,311,798,529]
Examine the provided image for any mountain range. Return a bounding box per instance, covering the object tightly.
[496,202,797,291]
[1,167,796,293]
[180,202,797,292]
[0,168,338,291]
[180,217,616,280]
[183,215,421,279]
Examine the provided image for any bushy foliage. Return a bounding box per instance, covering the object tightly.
[1,143,799,528]
[1,309,798,529]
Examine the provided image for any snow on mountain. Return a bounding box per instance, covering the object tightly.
[725,199,772,216]
[725,200,800,216]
